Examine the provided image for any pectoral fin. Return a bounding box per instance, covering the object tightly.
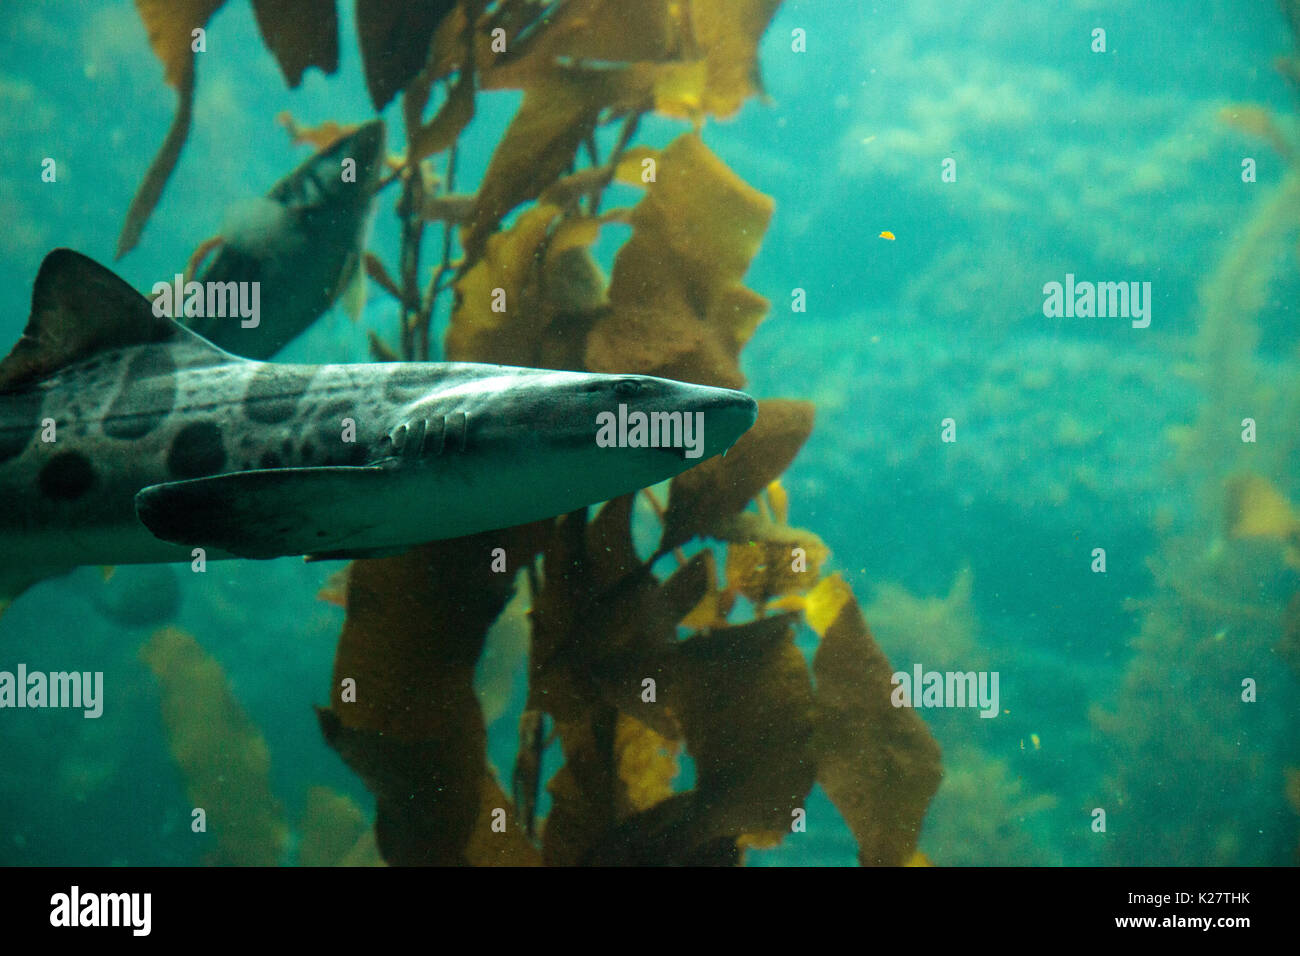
[135,466,395,559]
[337,251,367,322]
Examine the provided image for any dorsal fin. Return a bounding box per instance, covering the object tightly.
[0,249,230,391]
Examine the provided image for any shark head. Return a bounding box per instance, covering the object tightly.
[379,367,758,534]
[472,368,755,458]
[273,119,387,215]
[191,120,388,358]
[222,120,387,252]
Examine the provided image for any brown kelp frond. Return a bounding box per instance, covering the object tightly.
[324,459,941,865]
[460,74,614,261]
[319,534,544,866]
[356,0,460,111]
[116,2,207,258]
[661,399,815,551]
[723,518,830,610]
[275,111,360,152]
[296,786,374,866]
[250,0,340,88]
[450,130,773,384]
[1223,475,1300,678]
[589,133,774,390]
[1224,473,1299,544]
[449,203,605,369]
[140,626,288,865]
[806,575,944,865]
[1217,103,1299,166]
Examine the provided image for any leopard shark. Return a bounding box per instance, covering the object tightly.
[0,249,758,608]
[181,119,387,359]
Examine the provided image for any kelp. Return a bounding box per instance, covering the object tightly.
[126,0,945,866]
[449,202,603,368]
[356,0,460,110]
[297,786,370,867]
[1090,72,1300,864]
[140,626,287,865]
[115,2,209,257]
[318,535,544,865]
[251,0,340,87]
[661,398,814,549]
[1225,473,1300,566]
[805,575,943,865]
[588,133,773,390]
[319,403,939,865]
[460,75,608,261]
[119,0,784,264]
[142,626,387,866]
[1225,475,1300,678]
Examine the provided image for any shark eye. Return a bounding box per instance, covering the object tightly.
[613,379,645,396]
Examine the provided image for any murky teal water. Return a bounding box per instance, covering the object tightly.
[0,0,1296,866]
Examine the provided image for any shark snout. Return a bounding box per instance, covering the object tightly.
[434,369,757,469]
[588,376,757,462]
[315,119,386,199]
[346,120,387,176]
[686,384,757,458]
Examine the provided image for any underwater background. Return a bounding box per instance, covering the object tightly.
[0,0,1297,866]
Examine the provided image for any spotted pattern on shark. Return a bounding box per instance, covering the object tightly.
[243,364,317,424]
[383,365,436,405]
[39,451,96,501]
[167,421,226,479]
[0,389,43,463]
[104,346,177,439]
